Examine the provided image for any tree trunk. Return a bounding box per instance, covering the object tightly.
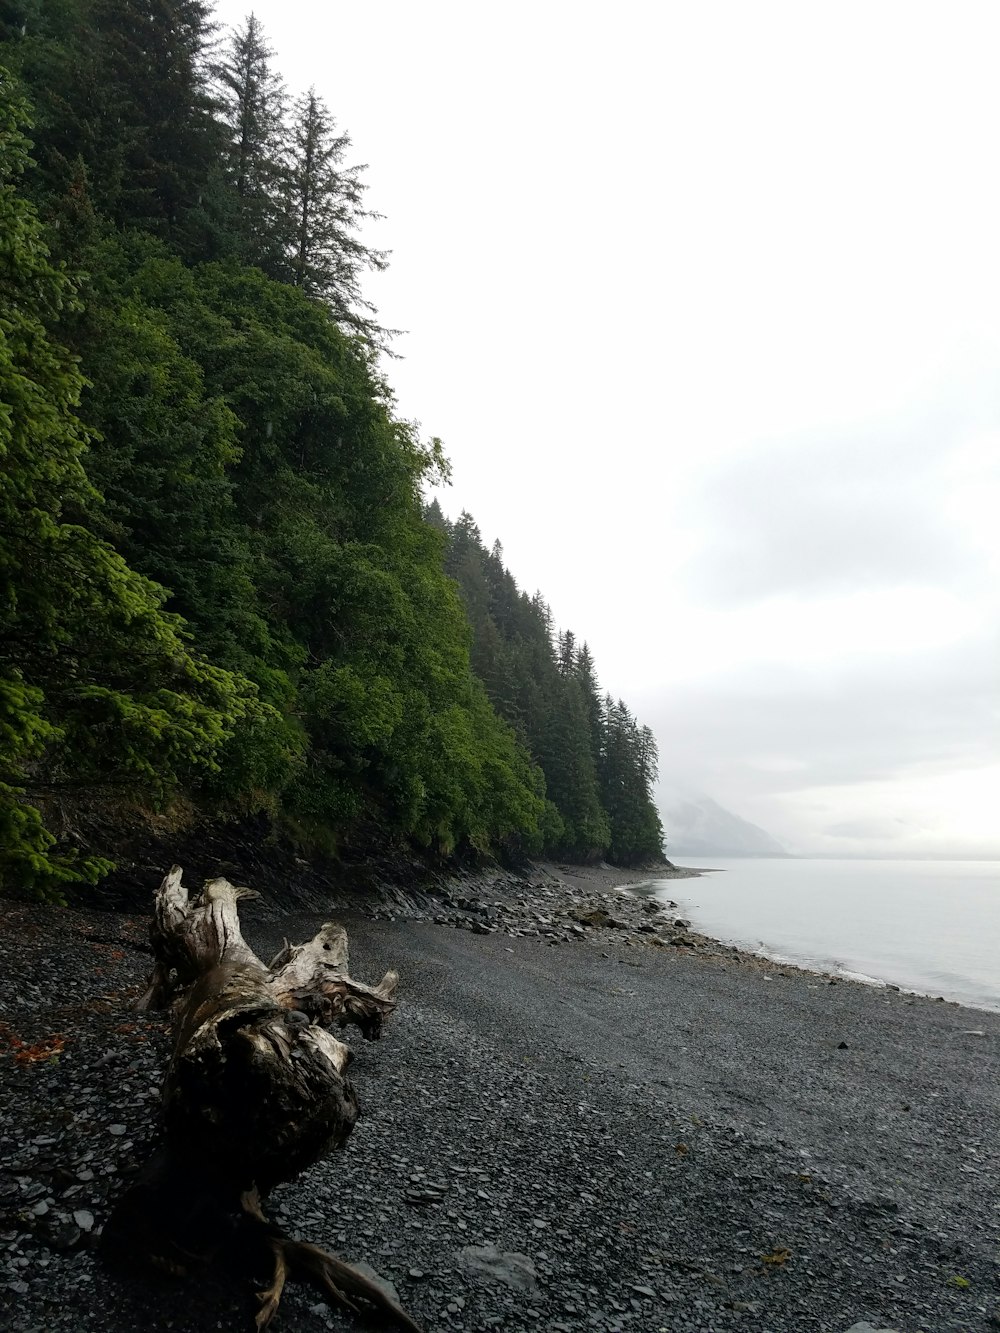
[102,865,422,1332]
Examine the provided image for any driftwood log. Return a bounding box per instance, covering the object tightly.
[101,866,422,1332]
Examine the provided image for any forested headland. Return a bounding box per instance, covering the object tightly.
[0,0,664,901]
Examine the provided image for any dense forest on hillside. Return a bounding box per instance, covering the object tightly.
[0,0,663,899]
[427,506,664,865]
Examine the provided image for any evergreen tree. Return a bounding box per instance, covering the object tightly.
[0,73,264,897]
[215,13,289,273]
[574,640,604,766]
[74,231,280,682]
[556,628,576,675]
[101,0,221,232]
[598,696,664,864]
[1,8,665,889]
[285,86,388,336]
[6,0,222,243]
[435,507,662,863]
[423,497,449,533]
[535,675,609,857]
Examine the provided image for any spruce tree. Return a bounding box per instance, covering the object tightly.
[6,0,222,242]
[103,0,221,232]
[556,628,576,675]
[215,13,289,273]
[574,640,604,767]
[0,74,262,897]
[285,86,388,336]
[536,676,609,857]
[598,697,664,864]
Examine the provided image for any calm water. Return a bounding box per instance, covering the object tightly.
[641,858,1000,1011]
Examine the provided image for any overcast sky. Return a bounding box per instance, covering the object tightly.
[215,0,1000,858]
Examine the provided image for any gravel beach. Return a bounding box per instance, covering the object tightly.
[2,862,999,1333]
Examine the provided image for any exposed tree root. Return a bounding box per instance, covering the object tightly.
[239,1189,422,1332]
[101,865,424,1332]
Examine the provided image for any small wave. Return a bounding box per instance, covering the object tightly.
[836,967,889,988]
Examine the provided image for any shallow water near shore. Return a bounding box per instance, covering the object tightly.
[644,856,1000,1010]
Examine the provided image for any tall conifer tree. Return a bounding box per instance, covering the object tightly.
[0,73,261,896]
[215,13,289,272]
[6,0,221,239]
[285,86,388,336]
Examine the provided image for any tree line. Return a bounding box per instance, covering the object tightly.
[428,507,664,865]
[0,1,663,899]
[3,1,387,339]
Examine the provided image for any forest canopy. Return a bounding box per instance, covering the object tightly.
[0,2,663,899]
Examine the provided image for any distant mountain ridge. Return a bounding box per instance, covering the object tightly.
[663,795,789,858]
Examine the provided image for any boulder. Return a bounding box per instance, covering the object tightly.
[459,1244,537,1292]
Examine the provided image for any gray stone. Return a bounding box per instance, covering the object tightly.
[459,1244,537,1292]
[843,1324,903,1333]
[44,1222,81,1252]
[351,1260,399,1306]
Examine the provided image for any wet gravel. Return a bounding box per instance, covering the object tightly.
[2,875,1000,1333]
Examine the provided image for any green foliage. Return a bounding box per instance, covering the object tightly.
[0,69,269,897]
[285,87,389,339]
[214,14,290,274]
[12,188,549,865]
[5,0,224,254]
[599,699,664,864]
[434,507,664,865]
[0,6,667,894]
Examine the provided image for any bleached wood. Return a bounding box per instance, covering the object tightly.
[268,919,399,1038]
[111,865,420,1330]
[136,868,265,1009]
[270,920,351,986]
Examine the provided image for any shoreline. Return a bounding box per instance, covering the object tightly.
[405,857,999,1018]
[607,859,1000,1018]
[3,870,1000,1332]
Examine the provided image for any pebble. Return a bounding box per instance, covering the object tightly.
[2,872,997,1333]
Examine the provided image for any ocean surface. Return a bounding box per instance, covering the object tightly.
[639,857,1000,1011]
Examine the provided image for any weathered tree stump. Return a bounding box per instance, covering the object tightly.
[102,865,422,1332]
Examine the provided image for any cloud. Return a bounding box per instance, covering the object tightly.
[645,624,1000,855]
[683,409,983,605]
[825,817,913,841]
[772,762,1000,860]
[213,0,1000,860]
[636,401,1000,857]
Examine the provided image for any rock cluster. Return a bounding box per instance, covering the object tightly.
[370,866,717,956]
